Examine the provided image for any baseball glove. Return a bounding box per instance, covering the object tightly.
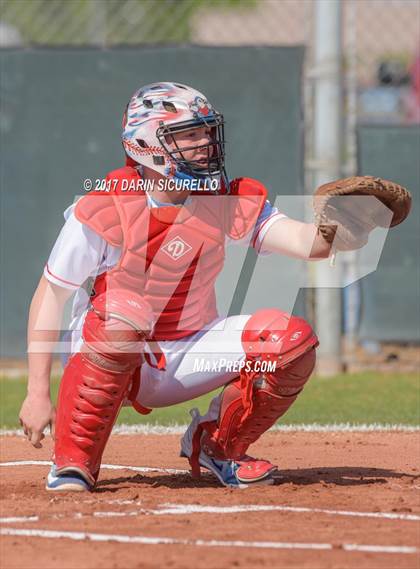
[313,176,412,251]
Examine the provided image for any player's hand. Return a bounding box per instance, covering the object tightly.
[19,393,56,449]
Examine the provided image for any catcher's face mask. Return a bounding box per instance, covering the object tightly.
[156,116,226,180]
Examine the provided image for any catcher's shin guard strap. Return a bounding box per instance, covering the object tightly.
[188,419,218,478]
[127,366,153,416]
[202,347,316,461]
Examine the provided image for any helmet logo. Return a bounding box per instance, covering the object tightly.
[290,331,302,341]
[190,96,213,118]
[161,236,192,260]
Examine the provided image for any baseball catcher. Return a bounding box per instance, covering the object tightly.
[19,82,411,491]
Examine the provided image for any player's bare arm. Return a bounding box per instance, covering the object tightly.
[19,275,73,448]
[260,217,331,260]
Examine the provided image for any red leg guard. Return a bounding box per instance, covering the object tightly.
[54,353,136,485]
[201,348,316,460]
[54,289,154,486]
[194,309,318,465]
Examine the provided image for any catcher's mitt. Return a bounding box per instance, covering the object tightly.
[314,176,412,251]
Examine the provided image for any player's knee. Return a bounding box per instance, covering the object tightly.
[82,289,154,363]
[241,308,318,394]
[91,288,154,332]
[241,308,318,362]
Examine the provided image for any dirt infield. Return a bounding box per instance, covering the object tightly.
[1,431,419,569]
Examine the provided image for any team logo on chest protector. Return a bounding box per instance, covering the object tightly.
[161,235,193,260]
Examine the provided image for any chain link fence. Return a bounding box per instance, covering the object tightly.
[1,1,418,81]
[2,0,418,141]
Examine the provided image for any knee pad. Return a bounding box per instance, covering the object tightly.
[197,309,318,462]
[242,308,318,368]
[82,288,155,368]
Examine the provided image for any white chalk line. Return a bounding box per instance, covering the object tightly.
[144,503,420,522]
[0,460,187,475]
[1,503,419,524]
[82,498,139,506]
[81,503,420,523]
[87,504,420,522]
[112,423,420,434]
[1,423,419,436]
[1,460,419,522]
[0,527,417,555]
[0,516,39,523]
[0,461,419,524]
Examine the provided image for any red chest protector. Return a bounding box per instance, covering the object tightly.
[75,167,267,340]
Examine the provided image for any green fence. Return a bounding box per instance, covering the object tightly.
[0,46,305,357]
[357,125,420,342]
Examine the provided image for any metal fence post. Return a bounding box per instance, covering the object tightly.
[313,0,344,376]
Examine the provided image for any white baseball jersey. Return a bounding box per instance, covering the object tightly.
[45,193,286,407]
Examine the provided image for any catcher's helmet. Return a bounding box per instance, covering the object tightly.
[122,82,226,188]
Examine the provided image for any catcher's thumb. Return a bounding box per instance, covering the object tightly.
[30,430,45,449]
[318,224,337,245]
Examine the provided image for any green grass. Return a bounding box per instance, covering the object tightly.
[1,372,419,428]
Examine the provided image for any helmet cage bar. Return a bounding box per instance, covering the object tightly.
[156,116,226,178]
[166,139,222,173]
